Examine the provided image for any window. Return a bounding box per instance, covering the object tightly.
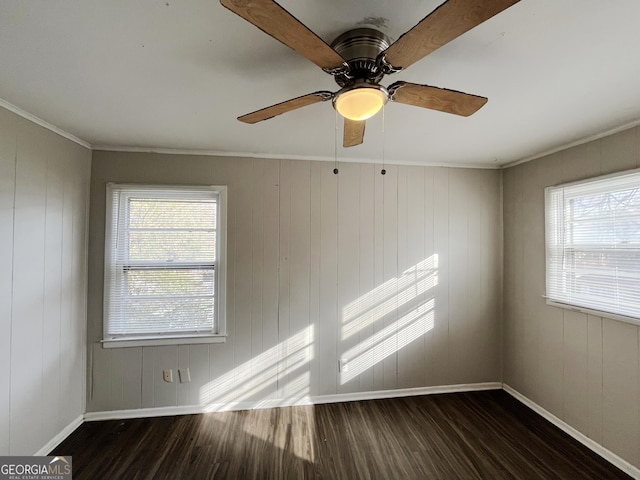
[545,169,640,323]
[103,184,227,347]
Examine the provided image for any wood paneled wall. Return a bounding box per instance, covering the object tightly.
[0,106,91,454]
[503,126,640,469]
[87,152,502,413]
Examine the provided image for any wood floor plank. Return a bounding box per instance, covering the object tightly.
[53,391,631,479]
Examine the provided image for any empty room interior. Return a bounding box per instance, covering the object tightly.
[2,0,640,478]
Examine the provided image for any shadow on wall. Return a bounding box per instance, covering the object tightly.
[199,255,438,409]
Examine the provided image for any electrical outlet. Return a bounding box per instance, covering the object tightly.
[178,368,191,383]
[163,369,173,383]
[339,359,348,373]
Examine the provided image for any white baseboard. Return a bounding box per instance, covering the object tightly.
[34,415,84,456]
[84,382,502,422]
[46,383,640,479]
[503,384,640,480]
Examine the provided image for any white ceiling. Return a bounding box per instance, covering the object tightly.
[2,0,640,167]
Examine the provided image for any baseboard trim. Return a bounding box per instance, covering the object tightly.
[84,382,502,422]
[51,383,640,479]
[308,382,503,406]
[503,384,640,479]
[34,415,84,456]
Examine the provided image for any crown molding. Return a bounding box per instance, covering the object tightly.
[0,98,92,149]
[502,118,640,169]
[3,96,639,170]
[92,144,501,169]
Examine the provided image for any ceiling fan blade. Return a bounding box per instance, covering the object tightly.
[382,0,519,70]
[389,81,487,116]
[343,119,365,147]
[220,0,346,71]
[238,91,333,124]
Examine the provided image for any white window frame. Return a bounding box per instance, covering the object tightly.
[544,168,640,325]
[103,183,227,348]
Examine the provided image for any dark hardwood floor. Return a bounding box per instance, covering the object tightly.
[52,390,632,479]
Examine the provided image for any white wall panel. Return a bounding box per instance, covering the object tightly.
[422,167,436,387]
[0,110,16,456]
[258,159,278,400]
[188,345,209,408]
[87,151,502,415]
[356,163,375,392]
[398,166,427,389]
[431,168,451,387]
[586,315,604,444]
[250,158,265,390]
[177,346,190,406]
[288,160,311,400]
[602,319,639,465]
[41,150,64,442]
[152,346,178,407]
[599,127,638,175]
[448,169,470,385]
[121,347,143,410]
[318,165,338,395]
[308,162,322,396]
[381,166,399,391]
[0,106,90,455]
[67,157,89,423]
[503,125,640,470]
[10,126,47,455]
[277,159,292,399]
[232,158,254,400]
[90,344,112,412]
[337,162,361,395]
[372,166,385,391]
[467,170,502,383]
[563,311,588,434]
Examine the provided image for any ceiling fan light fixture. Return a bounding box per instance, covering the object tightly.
[334,84,388,121]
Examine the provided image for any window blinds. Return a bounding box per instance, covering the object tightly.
[545,170,640,320]
[104,185,219,339]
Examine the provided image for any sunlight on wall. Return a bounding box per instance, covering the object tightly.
[340,255,438,385]
[199,325,314,411]
[340,299,435,384]
[342,255,438,340]
[197,255,440,458]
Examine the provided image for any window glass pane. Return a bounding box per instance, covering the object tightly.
[126,269,214,297]
[128,231,216,262]
[129,199,216,229]
[546,170,640,321]
[568,189,640,245]
[119,297,214,335]
[104,184,226,342]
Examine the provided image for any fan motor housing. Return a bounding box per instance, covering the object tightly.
[330,28,390,87]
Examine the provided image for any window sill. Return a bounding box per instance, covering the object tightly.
[544,297,640,327]
[102,335,227,348]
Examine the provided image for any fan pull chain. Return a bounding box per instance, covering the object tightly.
[381,105,386,175]
[333,109,339,175]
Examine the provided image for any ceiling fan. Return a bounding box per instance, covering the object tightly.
[220,0,520,147]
